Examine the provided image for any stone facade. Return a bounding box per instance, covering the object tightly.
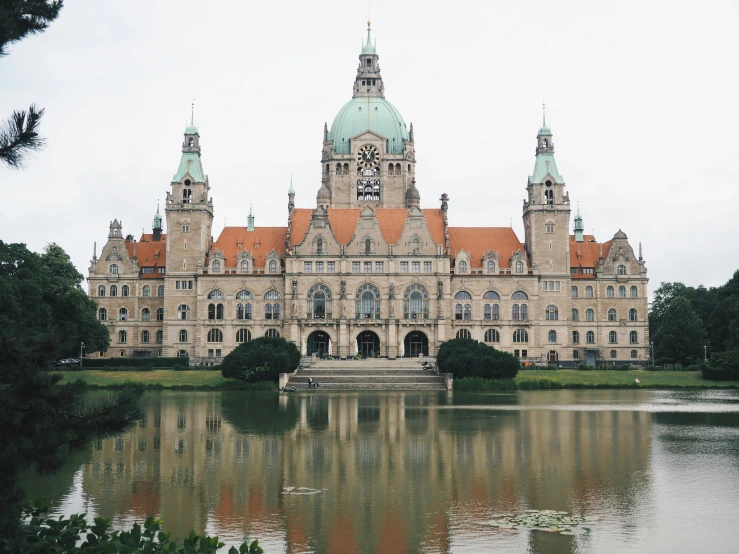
[87,24,649,367]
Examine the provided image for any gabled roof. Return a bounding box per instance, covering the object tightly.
[124,234,166,278]
[212,227,287,268]
[173,152,205,183]
[531,153,562,183]
[569,235,613,278]
[448,227,524,268]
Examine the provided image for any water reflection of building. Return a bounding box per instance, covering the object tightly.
[80,392,651,552]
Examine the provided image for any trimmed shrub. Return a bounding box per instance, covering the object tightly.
[701,350,739,381]
[437,338,519,380]
[81,357,185,368]
[221,336,300,382]
[576,363,590,371]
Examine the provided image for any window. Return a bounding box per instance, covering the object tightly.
[546,305,558,321]
[543,281,560,291]
[207,329,223,343]
[400,261,409,273]
[110,285,118,297]
[512,304,520,321]
[484,303,500,321]
[364,261,372,273]
[409,261,418,273]
[512,291,528,300]
[521,304,528,321]
[110,264,118,274]
[177,349,187,358]
[608,308,617,321]
[456,329,472,339]
[216,304,224,319]
[607,286,614,298]
[179,329,188,342]
[98,307,107,321]
[210,260,221,272]
[157,285,165,297]
[375,262,384,272]
[513,329,528,343]
[304,262,312,273]
[571,268,580,275]
[630,286,638,298]
[454,291,471,321]
[141,307,150,321]
[546,223,554,233]
[268,260,278,273]
[631,349,638,359]
[583,268,594,275]
[316,261,324,273]
[355,284,381,319]
[236,329,251,343]
[308,284,332,319]
[617,264,627,275]
[327,261,336,272]
[403,284,429,320]
[610,349,617,359]
[118,330,127,343]
[156,308,164,321]
[484,329,500,343]
[463,304,471,320]
[178,304,190,320]
[352,261,360,273]
[573,350,580,359]
[548,330,557,343]
[156,330,163,344]
[515,261,524,273]
[265,290,281,320]
[455,291,472,300]
[119,307,128,321]
[609,331,618,344]
[157,268,165,274]
[241,259,250,272]
[572,330,580,344]
[182,224,190,232]
[236,290,252,300]
[571,286,578,298]
[266,329,280,338]
[586,331,595,344]
[572,308,579,321]
[586,308,595,321]
[458,260,467,273]
[630,330,638,344]
[585,286,593,298]
[121,285,129,297]
[98,285,106,296]
[424,261,432,273]
[207,290,225,300]
[629,308,637,322]
[618,286,626,298]
[455,303,463,320]
[141,330,150,344]
[143,285,151,297]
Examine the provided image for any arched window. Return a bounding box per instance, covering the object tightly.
[182,188,192,203]
[484,304,491,320]
[343,163,349,175]
[512,291,528,300]
[629,308,637,321]
[585,286,593,298]
[236,329,251,343]
[403,284,429,320]
[236,303,245,319]
[157,284,165,297]
[631,349,638,359]
[308,284,333,319]
[521,304,529,321]
[610,349,617,359]
[630,330,638,344]
[484,329,500,343]
[618,285,626,297]
[97,285,106,296]
[586,331,595,344]
[617,265,627,275]
[608,308,617,321]
[388,162,394,174]
[121,285,129,297]
[207,290,225,300]
[177,304,190,320]
[483,291,500,300]
[463,304,471,320]
[214,304,222,319]
[156,308,164,321]
[141,307,150,321]
[266,329,280,338]
[207,329,223,343]
[98,307,107,321]
[177,349,187,357]
[268,259,278,273]
[110,264,118,274]
[118,330,127,343]
[512,303,520,321]
[119,307,127,321]
[396,163,401,174]
[515,261,524,273]
[548,330,557,343]
[355,284,381,319]
[156,330,163,344]
[245,303,253,320]
[236,290,252,300]
[110,285,118,297]
[240,260,249,272]
[273,303,281,320]
[143,285,151,297]
[513,329,528,343]
[572,330,580,344]
[265,303,272,320]
[486,260,495,273]
[609,331,618,343]
[455,291,472,300]
[141,330,150,344]
[546,305,558,321]
[208,303,216,320]
[630,286,638,298]
[458,260,467,273]
[456,329,472,339]
[606,286,614,298]
[212,260,221,272]
[179,329,188,342]
[571,286,578,298]
[455,303,463,320]
[572,308,579,321]
[336,163,341,175]
[586,308,595,321]
[265,290,282,320]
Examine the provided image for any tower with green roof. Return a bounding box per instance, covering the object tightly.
[320,22,416,209]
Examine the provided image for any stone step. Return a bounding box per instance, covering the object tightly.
[290,375,444,384]
[311,359,433,368]
[287,382,448,391]
[298,369,435,376]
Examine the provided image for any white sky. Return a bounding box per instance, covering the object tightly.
[2,0,737,294]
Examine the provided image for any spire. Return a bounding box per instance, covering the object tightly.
[530,105,561,184]
[247,205,254,232]
[574,203,584,242]
[288,174,295,195]
[362,20,376,54]
[354,22,384,98]
[409,122,414,143]
[323,122,328,141]
[185,101,198,135]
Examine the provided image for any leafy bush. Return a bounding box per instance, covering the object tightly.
[221,336,300,382]
[701,350,739,381]
[437,338,519,380]
[0,505,263,553]
[683,364,704,372]
[82,357,185,369]
[576,363,590,371]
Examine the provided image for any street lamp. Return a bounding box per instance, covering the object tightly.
[704,345,707,362]
[650,341,655,366]
[80,342,85,368]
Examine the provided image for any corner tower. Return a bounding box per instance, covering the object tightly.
[320,22,416,208]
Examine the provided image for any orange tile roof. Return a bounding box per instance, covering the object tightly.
[569,235,614,277]
[125,234,166,277]
[448,227,524,268]
[423,209,446,246]
[375,208,412,244]
[289,209,312,246]
[327,208,361,244]
[212,227,287,268]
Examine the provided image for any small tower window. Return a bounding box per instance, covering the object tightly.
[184,179,191,186]
[182,189,192,204]
[188,138,193,146]
[546,224,554,233]
[110,264,118,274]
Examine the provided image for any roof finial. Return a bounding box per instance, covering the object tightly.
[288,173,295,194]
[191,100,195,126]
[156,199,160,214]
[542,100,546,127]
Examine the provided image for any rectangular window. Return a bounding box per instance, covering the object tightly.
[375,262,384,272]
[188,280,193,289]
[543,281,547,291]
[142,267,153,274]
[216,349,222,357]
[514,350,520,357]
[304,262,312,273]
[352,262,360,273]
[327,261,336,273]
[424,261,432,273]
[316,261,324,273]
[158,268,165,274]
[522,349,528,358]
[182,224,190,233]
[364,261,372,273]
[583,268,594,275]
[175,281,180,290]
[412,262,420,273]
[401,262,409,273]
[208,349,214,357]
[571,267,579,274]
[555,281,560,291]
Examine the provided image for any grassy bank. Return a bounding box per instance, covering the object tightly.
[454,369,739,390]
[58,370,277,391]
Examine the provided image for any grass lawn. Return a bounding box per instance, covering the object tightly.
[58,370,276,390]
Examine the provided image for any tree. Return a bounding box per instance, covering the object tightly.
[221,336,300,382]
[652,296,707,364]
[436,338,520,379]
[0,0,63,168]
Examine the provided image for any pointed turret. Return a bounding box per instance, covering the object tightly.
[173,103,205,184]
[247,205,254,232]
[574,205,584,242]
[153,202,163,241]
[353,20,384,98]
[288,175,295,213]
[530,103,562,185]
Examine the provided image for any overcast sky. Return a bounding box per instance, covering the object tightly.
[2,0,737,295]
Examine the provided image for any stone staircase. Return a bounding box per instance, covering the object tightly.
[284,358,450,391]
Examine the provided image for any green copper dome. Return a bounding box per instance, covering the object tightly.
[185,124,198,135]
[329,96,409,154]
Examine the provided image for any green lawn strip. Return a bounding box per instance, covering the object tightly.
[57,370,277,391]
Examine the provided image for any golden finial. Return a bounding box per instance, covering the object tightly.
[368,20,371,29]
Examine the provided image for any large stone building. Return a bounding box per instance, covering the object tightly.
[88,23,649,367]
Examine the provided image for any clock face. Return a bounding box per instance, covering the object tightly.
[358,145,379,168]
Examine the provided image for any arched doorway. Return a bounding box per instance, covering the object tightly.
[547,350,558,364]
[307,331,331,357]
[404,331,428,357]
[356,330,380,358]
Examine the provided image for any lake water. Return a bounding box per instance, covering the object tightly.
[22,390,739,553]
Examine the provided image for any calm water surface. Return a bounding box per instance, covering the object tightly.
[22,390,739,554]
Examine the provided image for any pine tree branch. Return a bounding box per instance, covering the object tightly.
[0,0,64,57]
[0,104,45,169]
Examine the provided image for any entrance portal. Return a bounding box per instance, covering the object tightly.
[307,331,331,357]
[547,350,558,364]
[404,331,429,357]
[356,330,381,358]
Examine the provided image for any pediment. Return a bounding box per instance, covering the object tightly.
[351,129,387,143]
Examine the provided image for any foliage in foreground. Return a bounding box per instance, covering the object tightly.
[0,506,263,554]
[701,350,739,381]
[221,336,300,382]
[437,338,520,379]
